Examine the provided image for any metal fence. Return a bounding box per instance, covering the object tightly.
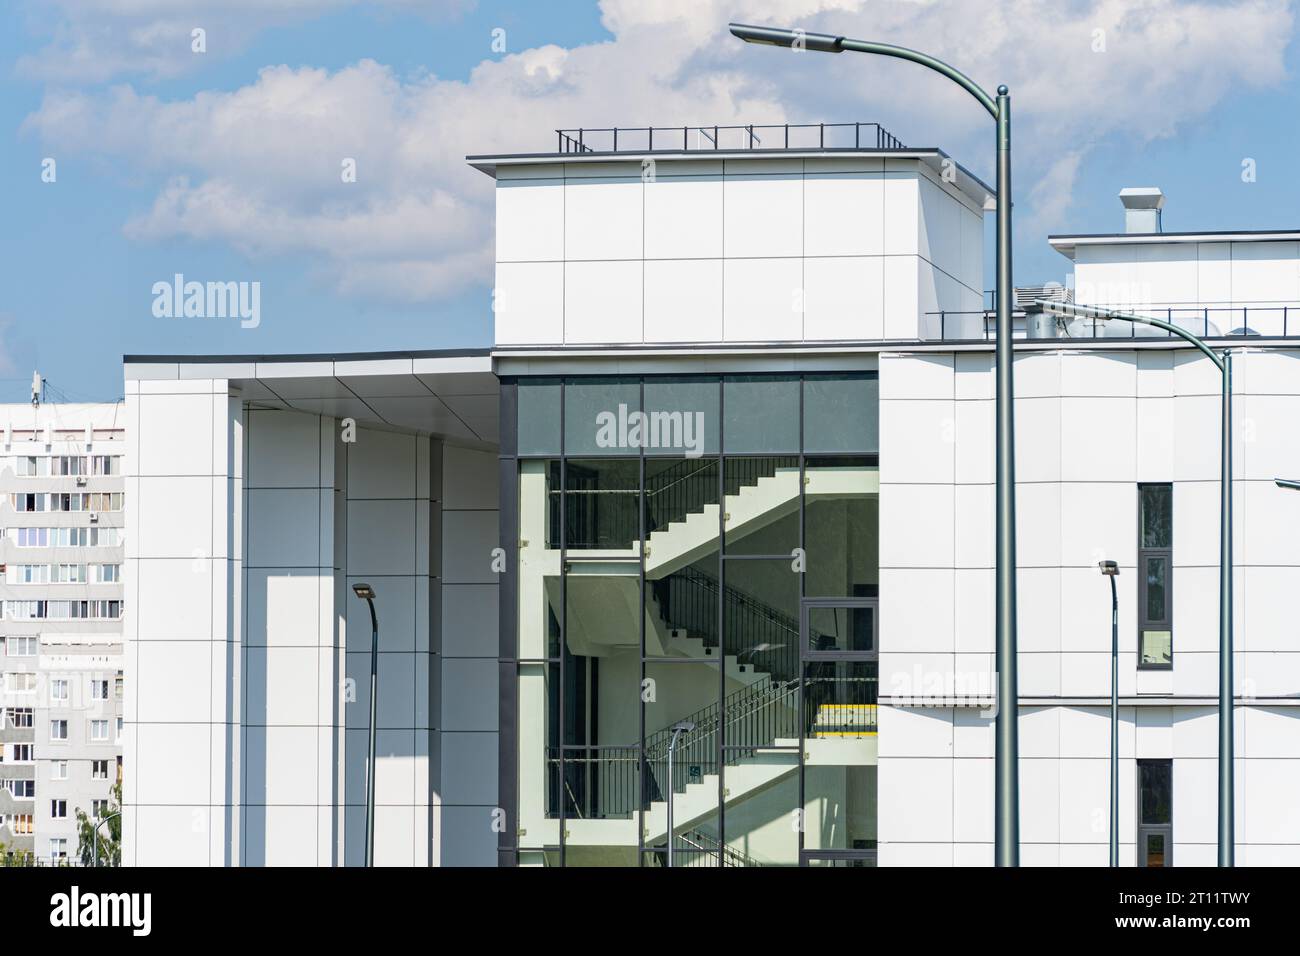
[556,122,904,154]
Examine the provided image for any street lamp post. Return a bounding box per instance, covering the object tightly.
[665,720,696,867]
[1039,299,1235,866]
[730,19,1022,868]
[352,583,379,867]
[1099,561,1120,867]
[92,810,122,867]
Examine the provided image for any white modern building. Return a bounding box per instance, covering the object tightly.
[122,124,1300,866]
[0,398,126,863]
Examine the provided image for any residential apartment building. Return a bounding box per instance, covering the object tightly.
[121,124,1300,866]
[0,399,126,863]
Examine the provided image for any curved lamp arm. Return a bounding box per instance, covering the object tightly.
[1035,299,1226,372]
[729,23,1000,119]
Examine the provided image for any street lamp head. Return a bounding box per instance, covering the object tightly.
[1098,561,1119,576]
[352,583,376,600]
[671,721,697,733]
[729,22,844,53]
[1276,478,1300,491]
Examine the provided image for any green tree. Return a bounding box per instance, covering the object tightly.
[75,780,121,866]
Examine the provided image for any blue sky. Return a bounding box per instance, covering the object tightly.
[2,0,1297,402]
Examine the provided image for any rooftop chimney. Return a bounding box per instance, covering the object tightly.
[1119,187,1164,234]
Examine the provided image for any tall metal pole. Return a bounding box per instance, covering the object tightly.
[1037,300,1234,866]
[993,86,1019,867]
[1218,351,1234,866]
[1109,573,1119,868]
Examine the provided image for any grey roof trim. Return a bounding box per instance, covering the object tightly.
[467,148,995,208]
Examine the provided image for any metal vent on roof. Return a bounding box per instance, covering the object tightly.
[1015,285,1072,309]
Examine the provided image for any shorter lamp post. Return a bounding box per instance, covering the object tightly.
[1099,561,1120,867]
[92,810,122,867]
[352,583,379,867]
[665,720,696,867]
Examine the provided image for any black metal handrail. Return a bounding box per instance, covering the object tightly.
[653,564,804,684]
[549,455,796,549]
[555,122,904,154]
[930,304,1300,342]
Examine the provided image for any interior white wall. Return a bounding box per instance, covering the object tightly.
[240,407,344,866]
[493,157,984,347]
[436,443,500,866]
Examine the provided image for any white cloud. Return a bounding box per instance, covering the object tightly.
[15,0,474,83]
[20,0,1296,301]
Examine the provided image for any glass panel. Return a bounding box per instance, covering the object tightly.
[804,660,878,738]
[807,605,876,655]
[1143,831,1168,867]
[564,377,641,456]
[564,459,639,550]
[518,662,559,835]
[802,659,877,862]
[722,749,799,866]
[518,460,561,658]
[723,457,800,554]
[806,853,876,867]
[643,376,719,457]
[516,378,561,455]
[562,566,640,749]
[1139,760,1172,824]
[721,559,801,685]
[648,564,719,665]
[644,457,719,542]
[642,661,721,850]
[803,374,878,453]
[1145,556,1167,621]
[1140,484,1172,549]
[805,459,879,598]
[1140,630,1172,667]
[723,376,799,453]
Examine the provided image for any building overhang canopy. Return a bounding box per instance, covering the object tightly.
[124,350,498,446]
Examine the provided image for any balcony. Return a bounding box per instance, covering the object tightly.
[555,122,904,154]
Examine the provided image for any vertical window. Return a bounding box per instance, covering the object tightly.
[90,679,109,701]
[50,719,68,741]
[92,759,108,780]
[1137,758,1172,867]
[51,799,67,819]
[53,760,68,780]
[1138,484,1173,668]
[90,719,109,741]
[50,678,68,704]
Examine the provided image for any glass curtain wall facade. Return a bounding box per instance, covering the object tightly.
[501,373,878,867]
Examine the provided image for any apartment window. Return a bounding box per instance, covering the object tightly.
[91,759,109,780]
[48,838,67,861]
[50,719,68,741]
[4,672,37,694]
[1138,484,1173,668]
[9,743,33,762]
[50,799,67,819]
[7,707,33,728]
[13,814,32,834]
[6,779,35,798]
[90,719,109,741]
[115,717,123,743]
[90,678,109,701]
[4,636,37,656]
[53,760,68,780]
[15,456,49,477]
[1137,759,1173,866]
[50,678,69,704]
[92,799,109,820]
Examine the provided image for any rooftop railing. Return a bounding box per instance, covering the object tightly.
[929,304,1300,342]
[555,122,904,154]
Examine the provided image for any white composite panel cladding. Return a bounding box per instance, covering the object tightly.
[493,157,984,347]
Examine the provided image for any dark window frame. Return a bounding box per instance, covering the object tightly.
[1136,758,1173,867]
[1137,483,1173,670]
